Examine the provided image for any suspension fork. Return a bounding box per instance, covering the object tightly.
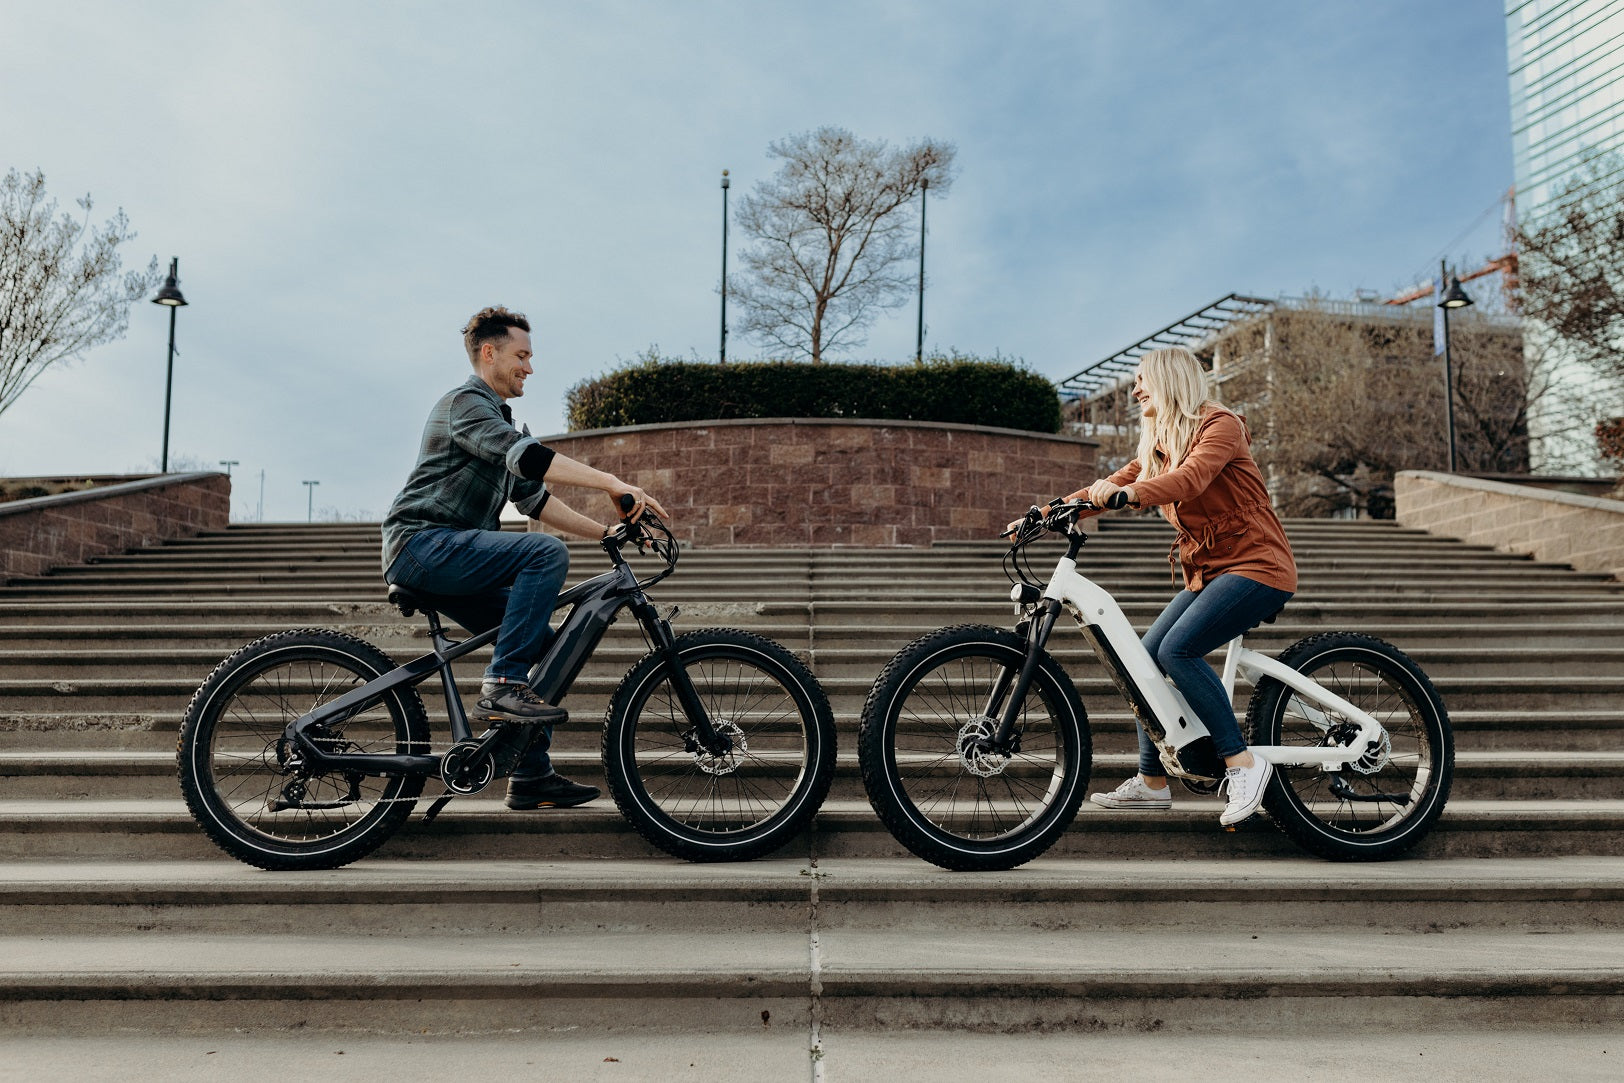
[989,598,1063,748]
[631,597,728,754]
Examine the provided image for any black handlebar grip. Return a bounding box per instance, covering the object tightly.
[618,493,636,514]
[1105,490,1130,510]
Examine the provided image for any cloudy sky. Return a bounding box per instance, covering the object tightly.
[1,1,1514,521]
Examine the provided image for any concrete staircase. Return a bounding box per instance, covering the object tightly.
[2,518,1622,1065]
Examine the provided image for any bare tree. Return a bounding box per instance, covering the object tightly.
[732,128,955,363]
[0,168,159,420]
[1516,154,1624,385]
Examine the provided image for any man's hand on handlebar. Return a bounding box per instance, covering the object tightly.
[609,483,669,525]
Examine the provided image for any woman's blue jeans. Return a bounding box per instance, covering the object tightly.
[1137,573,1294,777]
[386,527,571,782]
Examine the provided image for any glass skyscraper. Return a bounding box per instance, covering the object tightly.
[1505,0,1624,472]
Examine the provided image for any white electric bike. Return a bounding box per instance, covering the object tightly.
[857,497,1454,870]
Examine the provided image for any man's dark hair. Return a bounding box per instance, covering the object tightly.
[462,306,531,365]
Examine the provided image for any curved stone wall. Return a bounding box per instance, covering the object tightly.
[534,418,1097,547]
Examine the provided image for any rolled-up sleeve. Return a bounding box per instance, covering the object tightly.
[512,478,551,518]
[448,390,525,467]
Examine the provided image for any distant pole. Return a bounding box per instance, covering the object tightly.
[257,470,265,522]
[915,177,929,364]
[218,460,237,475]
[150,258,189,472]
[1436,258,1476,473]
[719,169,730,364]
[302,479,320,523]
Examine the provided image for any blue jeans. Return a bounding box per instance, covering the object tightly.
[387,527,571,781]
[1137,573,1294,777]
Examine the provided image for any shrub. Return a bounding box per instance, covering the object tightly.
[565,351,1061,433]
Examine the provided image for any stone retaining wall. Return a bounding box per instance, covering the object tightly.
[1395,470,1624,582]
[535,418,1098,547]
[0,473,231,581]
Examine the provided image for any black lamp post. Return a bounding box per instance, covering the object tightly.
[1436,259,1474,473]
[303,480,320,523]
[915,177,929,364]
[719,169,729,364]
[151,258,188,473]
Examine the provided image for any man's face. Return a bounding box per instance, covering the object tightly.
[481,328,534,400]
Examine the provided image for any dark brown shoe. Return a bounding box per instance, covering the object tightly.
[505,773,600,810]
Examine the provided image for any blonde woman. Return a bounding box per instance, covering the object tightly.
[1069,346,1296,826]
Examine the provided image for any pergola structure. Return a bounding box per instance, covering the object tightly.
[1057,293,1275,401]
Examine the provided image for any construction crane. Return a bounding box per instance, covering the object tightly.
[1384,187,1520,307]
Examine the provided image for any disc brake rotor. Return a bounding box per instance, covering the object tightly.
[692,719,746,776]
[956,716,1012,778]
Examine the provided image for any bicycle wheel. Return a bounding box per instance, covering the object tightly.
[858,624,1090,872]
[1245,632,1453,861]
[177,629,430,871]
[603,628,836,862]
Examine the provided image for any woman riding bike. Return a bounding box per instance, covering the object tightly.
[1026,345,1296,826]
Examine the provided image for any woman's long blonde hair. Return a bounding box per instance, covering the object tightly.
[1134,346,1222,481]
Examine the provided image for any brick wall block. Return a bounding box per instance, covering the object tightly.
[1397,471,1624,582]
[0,474,229,582]
[534,421,1096,547]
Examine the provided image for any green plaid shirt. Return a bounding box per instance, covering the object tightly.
[380,375,551,574]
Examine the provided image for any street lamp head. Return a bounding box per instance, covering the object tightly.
[152,257,187,307]
[1438,275,1474,310]
[721,169,729,189]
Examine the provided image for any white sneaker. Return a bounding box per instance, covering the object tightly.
[1089,776,1172,810]
[1219,757,1274,826]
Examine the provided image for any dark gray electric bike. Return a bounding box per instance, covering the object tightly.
[177,504,836,870]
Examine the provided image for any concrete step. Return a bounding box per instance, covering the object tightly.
[1,856,1619,934]
[2,597,1617,627]
[1,798,1621,861]
[7,620,1624,653]
[3,641,1622,681]
[7,707,1617,753]
[4,750,1619,802]
[2,926,1618,1036]
[0,1031,1613,1079]
[3,671,1619,713]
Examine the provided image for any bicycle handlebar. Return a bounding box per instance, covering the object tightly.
[1001,490,1127,541]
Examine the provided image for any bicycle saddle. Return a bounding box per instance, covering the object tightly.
[386,583,435,618]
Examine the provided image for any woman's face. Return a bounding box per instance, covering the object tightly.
[1132,370,1157,418]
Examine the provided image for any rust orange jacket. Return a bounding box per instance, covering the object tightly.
[1105,407,1297,593]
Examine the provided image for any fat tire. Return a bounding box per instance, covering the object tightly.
[602,628,836,862]
[1245,632,1453,861]
[858,624,1090,871]
[177,628,429,871]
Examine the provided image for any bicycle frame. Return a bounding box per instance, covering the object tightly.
[999,530,1386,784]
[280,534,723,780]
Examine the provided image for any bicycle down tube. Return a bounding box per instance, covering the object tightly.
[1037,549,1386,777]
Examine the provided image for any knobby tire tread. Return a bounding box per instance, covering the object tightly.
[601,627,836,863]
[858,624,1090,872]
[1244,631,1453,862]
[177,628,429,871]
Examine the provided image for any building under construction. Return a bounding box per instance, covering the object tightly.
[1060,293,1526,517]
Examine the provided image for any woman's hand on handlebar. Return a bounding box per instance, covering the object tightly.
[1084,479,1134,509]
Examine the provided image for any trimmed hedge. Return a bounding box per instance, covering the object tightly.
[566,354,1061,433]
